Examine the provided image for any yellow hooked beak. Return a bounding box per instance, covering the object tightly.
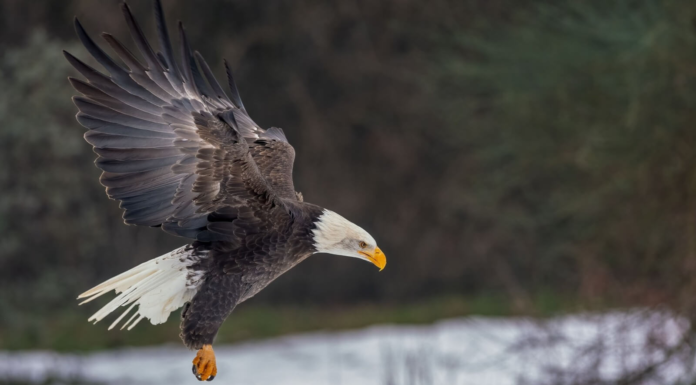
[358,247,387,271]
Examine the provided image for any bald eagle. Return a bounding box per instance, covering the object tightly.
[65,1,386,381]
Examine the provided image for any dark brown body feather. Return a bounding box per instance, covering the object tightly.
[66,0,324,348]
[182,199,322,349]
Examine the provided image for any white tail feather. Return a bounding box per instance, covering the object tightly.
[78,246,204,330]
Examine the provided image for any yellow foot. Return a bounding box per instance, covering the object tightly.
[192,344,217,381]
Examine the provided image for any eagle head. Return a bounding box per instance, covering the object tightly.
[311,210,387,271]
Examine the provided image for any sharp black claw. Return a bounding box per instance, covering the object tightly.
[207,375,215,381]
[192,364,202,381]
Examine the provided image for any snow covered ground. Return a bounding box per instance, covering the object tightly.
[0,310,692,385]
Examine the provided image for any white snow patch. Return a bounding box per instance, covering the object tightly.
[0,310,692,385]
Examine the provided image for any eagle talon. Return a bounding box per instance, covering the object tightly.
[192,364,202,380]
[192,344,217,381]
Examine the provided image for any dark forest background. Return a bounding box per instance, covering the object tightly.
[2,0,696,354]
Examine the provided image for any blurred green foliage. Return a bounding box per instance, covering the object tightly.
[0,32,97,333]
[436,0,696,311]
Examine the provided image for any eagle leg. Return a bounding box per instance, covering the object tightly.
[192,344,217,381]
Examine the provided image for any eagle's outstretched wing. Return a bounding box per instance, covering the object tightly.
[65,1,299,240]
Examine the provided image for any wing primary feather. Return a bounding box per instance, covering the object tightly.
[124,200,177,221]
[194,51,231,103]
[121,2,164,73]
[106,175,181,197]
[84,121,176,140]
[100,33,147,75]
[115,182,178,201]
[178,22,200,97]
[224,59,246,112]
[94,147,181,161]
[190,53,218,103]
[177,25,217,101]
[73,17,160,101]
[73,97,171,133]
[157,52,168,69]
[84,131,174,149]
[121,2,179,98]
[69,78,166,124]
[74,19,171,103]
[101,33,178,102]
[73,18,128,79]
[97,155,184,173]
[153,0,183,82]
[63,50,167,109]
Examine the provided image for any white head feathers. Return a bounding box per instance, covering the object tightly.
[311,210,376,257]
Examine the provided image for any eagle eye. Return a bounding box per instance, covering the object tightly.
[359,241,367,248]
